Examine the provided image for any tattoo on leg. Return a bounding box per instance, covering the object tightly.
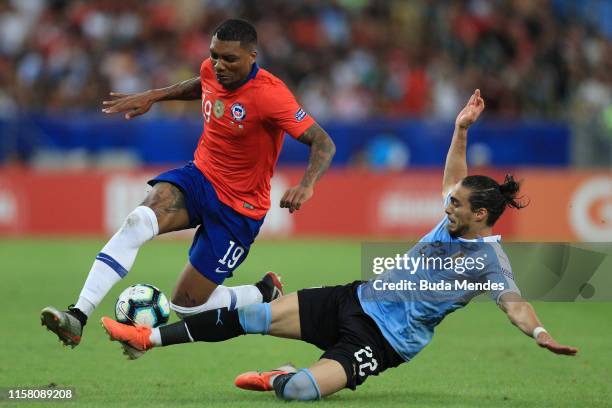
[142,183,187,216]
[174,291,198,308]
[140,182,190,234]
[167,185,186,212]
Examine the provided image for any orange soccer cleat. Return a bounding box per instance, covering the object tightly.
[100,317,154,352]
[234,364,297,392]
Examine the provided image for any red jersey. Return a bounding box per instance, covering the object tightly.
[193,58,314,220]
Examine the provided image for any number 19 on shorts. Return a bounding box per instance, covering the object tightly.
[218,240,245,269]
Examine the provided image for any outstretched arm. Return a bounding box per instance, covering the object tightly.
[280,122,336,213]
[498,292,578,356]
[442,89,485,198]
[102,76,202,120]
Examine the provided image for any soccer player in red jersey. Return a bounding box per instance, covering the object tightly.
[41,19,336,357]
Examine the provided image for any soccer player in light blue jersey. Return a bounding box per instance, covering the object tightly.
[101,90,578,401]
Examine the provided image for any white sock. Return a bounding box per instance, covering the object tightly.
[170,284,263,318]
[74,296,96,316]
[232,285,264,308]
[76,206,159,317]
[150,327,162,346]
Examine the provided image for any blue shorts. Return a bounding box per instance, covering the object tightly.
[148,162,264,284]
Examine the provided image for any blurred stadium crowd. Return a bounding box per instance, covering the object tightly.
[1,0,611,122]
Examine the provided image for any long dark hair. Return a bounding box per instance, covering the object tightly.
[461,174,527,226]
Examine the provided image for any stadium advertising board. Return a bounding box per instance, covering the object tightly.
[0,168,610,241]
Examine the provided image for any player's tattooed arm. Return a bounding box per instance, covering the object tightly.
[154,76,202,101]
[442,89,485,197]
[102,77,202,120]
[297,123,336,187]
[280,123,336,213]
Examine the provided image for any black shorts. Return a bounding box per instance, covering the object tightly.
[297,281,404,390]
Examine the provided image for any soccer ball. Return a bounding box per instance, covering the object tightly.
[115,284,170,328]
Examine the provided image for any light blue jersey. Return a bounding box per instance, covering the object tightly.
[358,195,520,361]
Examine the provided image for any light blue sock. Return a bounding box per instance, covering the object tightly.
[237,303,271,334]
[276,369,321,401]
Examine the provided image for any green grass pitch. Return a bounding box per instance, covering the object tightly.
[0,238,610,407]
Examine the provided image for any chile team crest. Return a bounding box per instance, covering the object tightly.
[230,103,246,121]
